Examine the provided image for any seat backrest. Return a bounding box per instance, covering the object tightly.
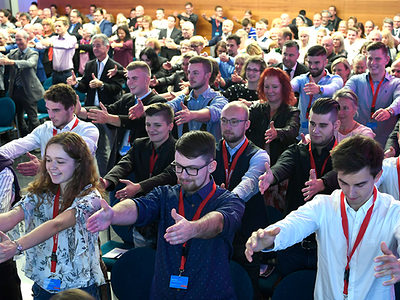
[0,97,16,127]
[272,270,317,300]
[111,247,156,300]
[230,260,254,300]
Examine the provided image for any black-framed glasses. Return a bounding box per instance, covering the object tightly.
[171,161,211,176]
[220,117,247,127]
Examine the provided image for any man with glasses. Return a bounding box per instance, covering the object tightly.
[87,130,244,299]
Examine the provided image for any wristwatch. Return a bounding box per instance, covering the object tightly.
[12,240,23,255]
[387,108,395,117]
[319,86,324,95]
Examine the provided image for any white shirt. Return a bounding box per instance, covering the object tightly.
[376,157,399,200]
[264,189,400,300]
[0,116,99,159]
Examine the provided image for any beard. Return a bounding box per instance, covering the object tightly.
[310,68,324,78]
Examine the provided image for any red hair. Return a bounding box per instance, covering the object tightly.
[257,67,296,106]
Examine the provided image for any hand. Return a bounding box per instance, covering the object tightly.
[162,61,172,70]
[303,75,320,95]
[372,108,391,122]
[115,179,142,199]
[128,99,145,120]
[299,133,310,145]
[164,208,195,245]
[163,92,176,101]
[0,57,13,65]
[231,70,243,83]
[374,242,400,286]
[265,121,277,144]
[259,162,274,194]
[219,53,229,63]
[178,80,190,90]
[87,102,110,124]
[86,199,114,233]
[107,65,118,78]
[99,177,110,189]
[89,73,103,89]
[149,75,159,87]
[175,102,192,125]
[220,183,226,189]
[66,70,77,86]
[0,231,16,263]
[384,146,396,158]
[245,227,280,262]
[74,95,82,116]
[238,98,252,108]
[16,152,40,176]
[301,169,324,201]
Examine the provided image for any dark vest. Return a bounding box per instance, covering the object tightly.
[213,140,269,237]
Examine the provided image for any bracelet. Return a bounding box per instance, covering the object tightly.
[387,108,395,116]
[11,240,23,255]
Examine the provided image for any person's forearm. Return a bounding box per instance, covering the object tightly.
[111,199,139,225]
[192,211,223,239]
[106,114,122,127]
[190,108,211,122]
[0,206,24,233]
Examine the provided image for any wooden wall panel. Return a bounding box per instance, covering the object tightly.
[38,0,400,38]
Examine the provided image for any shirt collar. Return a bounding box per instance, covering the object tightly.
[345,190,375,214]
[54,116,78,132]
[367,71,390,82]
[196,177,215,200]
[137,89,152,100]
[225,136,246,157]
[189,86,212,100]
[311,137,336,153]
[97,55,109,65]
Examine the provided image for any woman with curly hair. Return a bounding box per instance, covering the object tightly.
[0,132,105,300]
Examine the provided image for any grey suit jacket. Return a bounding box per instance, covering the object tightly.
[8,47,45,102]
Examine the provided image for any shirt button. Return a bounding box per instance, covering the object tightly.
[191,204,195,207]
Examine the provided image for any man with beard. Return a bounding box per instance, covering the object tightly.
[87,130,244,299]
[291,45,343,136]
[217,34,240,81]
[275,41,308,80]
[256,98,340,277]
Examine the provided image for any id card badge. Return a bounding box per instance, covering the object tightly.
[366,122,378,130]
[119,145,131,156]
[169,275,188,289]
[44,278,61,292]
[301,121,309,130]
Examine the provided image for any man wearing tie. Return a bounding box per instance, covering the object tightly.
[92,8,112,37]
[0,30,44,136]
[67,34,125,176]
[393,14,400,39]
[275,41,308,80]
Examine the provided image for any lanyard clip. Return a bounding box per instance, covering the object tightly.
[51,252,58,263]
[344,267,350,282]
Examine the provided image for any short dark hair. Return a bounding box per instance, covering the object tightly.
[176,131,216,161]
[168,15,177,21]
[209,58,219,84]
[215,5,222,10]
[44,83,77,109]
[157,8,164,12]
[242,18,251,27]
[310,97,339,122]
[283,40,299,51]
[307,45,327,57]
[90,4,97,9]
[189,56,212,74]
[242,56,267,79]
[65,4,72,9]
[331,135,383,177]
[145,103,174,124]
[185,2,193,7]
[226,34,241,46]
[19,12,31,21]
[366,41,389,56]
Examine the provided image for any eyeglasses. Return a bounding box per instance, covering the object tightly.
[246,68,261,73]
[220,117,247,127]
[190,44,201,48]
[171,161,211,176]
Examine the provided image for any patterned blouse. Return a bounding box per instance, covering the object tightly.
[17,189,105,292]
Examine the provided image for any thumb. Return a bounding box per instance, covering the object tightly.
[26,152,37,161]
[265,162,270,172]
[113,65,117,71]
[220,183,226,189]
[99,102,107,112]
[269,121,275,130]
[119,179,132,186]
[171,208,184,222]
[181,101,188,110]
[309,74,314,83]
[380,241,393,255]
[153,75,157,80]
[100,198,111,211]
[301,133,307,144]
[92,73,96,79]
[71,70,76,79]
[0,231,10,242]
[137,98,143,108]
[309,169,317,180]
[270,227,281,236]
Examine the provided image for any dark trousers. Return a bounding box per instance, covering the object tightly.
[12,87,40,136]
[32,282,100,300]
[0,259,23,300]
[94,123,117,177]
[277,242,317,277]
[52,69,72,85]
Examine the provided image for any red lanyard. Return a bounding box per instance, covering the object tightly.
[50,187,61,273]
[396,157,400,200]
[178,182,216,274]
[222,138,249,188]
[340,187,377,295]
[308,139,337,177]
[52,118,79,136]
[368,75,385,118]
[149,146,158,177]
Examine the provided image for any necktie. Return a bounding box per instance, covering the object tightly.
[94,60,104,106]
[285,68,292,79]
[14,50,24,87]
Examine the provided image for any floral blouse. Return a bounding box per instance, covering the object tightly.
[17,189,105,292]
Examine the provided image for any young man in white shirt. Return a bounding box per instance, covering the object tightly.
[247,135,400,300]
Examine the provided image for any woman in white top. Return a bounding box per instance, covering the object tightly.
[333,88,375,142]
[0,132,104,299]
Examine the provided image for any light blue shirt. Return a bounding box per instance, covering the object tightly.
[345,71,400,146]
[291,71,343,136]
[216,57,235,81]
[168,87,228,140]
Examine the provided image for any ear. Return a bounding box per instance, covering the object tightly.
[208,159,217,173]
[245,119,250,131]
[374,169,383,183]
[168,122,174,132]
[333,119,341,132]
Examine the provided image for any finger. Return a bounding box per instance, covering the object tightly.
[181,101,188,110]
[26,152,37,161]
[245,248,253,262]
[309,169,317,180]
[301,133,307,144]
[99,102,107,112]
[269,121,275,130]
[71,70,76,79]
[0,231,10,242]
[119,179,132,186]
[220,183,226,189]
[380,241,393,256]
[171,208,184,223]
[309,74,314,83]
[92,73,96,79]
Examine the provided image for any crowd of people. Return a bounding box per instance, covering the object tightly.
[0,2,400,300]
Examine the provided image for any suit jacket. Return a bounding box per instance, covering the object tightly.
[76,57,125,106]
[8,47,44,102]
[275,62,309,79]
[68,22,82,40]
[159,28,183,60]
[97,20,112,37]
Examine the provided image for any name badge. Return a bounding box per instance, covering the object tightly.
[366,122,378,130]
[119,145,131,156]
[44,278,61,292]
[169,275,188,289]
[301,121,309,129]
